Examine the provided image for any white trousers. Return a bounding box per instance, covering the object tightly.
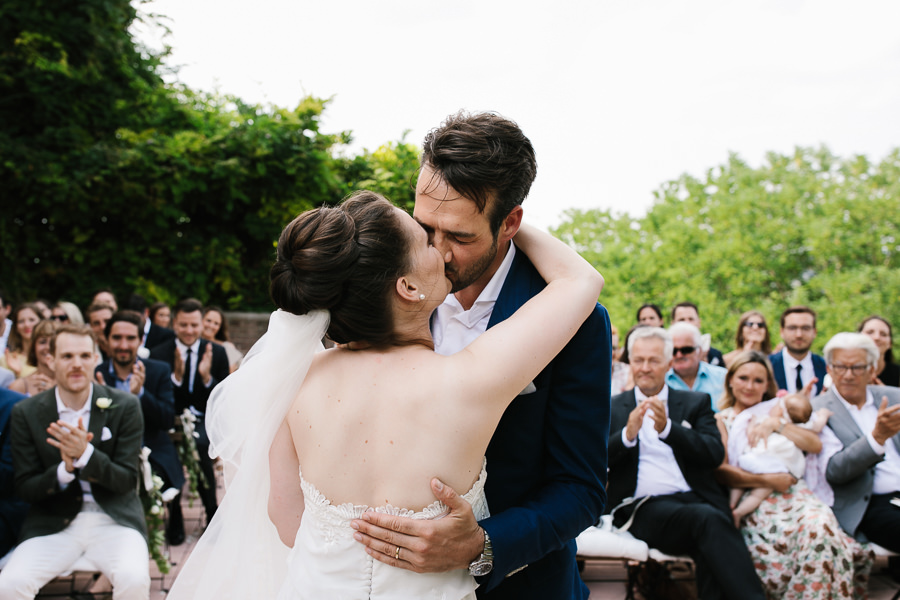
[0,510,150,600]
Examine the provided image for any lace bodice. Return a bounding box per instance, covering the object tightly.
[277,460,489,600]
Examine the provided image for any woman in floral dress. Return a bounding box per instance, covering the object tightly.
[715,351,873,599]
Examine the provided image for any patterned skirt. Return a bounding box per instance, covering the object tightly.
[741,481,874,599]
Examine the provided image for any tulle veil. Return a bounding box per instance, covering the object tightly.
[166,309,329,599]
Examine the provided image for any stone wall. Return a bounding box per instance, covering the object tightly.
[223,311,270,354]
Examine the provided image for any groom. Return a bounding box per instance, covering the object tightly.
[352,111,611,599]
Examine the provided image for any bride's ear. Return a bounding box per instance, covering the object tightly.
[395,276,421,303]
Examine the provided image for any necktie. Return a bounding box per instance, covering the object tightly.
[185,347,193,392]
[795,363,803,393]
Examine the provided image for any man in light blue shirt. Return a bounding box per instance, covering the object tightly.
[666,322,727,411]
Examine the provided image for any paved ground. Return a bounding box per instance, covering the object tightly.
[36,466,900,599]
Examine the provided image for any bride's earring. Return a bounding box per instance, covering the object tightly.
[419,294,426,301]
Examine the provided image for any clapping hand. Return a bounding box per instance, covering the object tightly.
[198,343,213,386]
[129,360,146,395]
[872,397,900,445]
[173,348,186,384]
[46,417,93,472]
[644,396,667,434]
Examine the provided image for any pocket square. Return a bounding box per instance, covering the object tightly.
[101,426,112,441]
[519,381,537,395]
[680,420,692,429]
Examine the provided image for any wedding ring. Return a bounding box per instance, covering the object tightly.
[395,546,401,560]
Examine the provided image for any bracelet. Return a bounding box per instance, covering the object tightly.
[776,421,786,434]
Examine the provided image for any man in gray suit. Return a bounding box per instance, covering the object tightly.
[0,324,149,600]
[812,332,900,554]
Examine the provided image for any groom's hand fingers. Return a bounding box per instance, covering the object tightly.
[351,478,483,573]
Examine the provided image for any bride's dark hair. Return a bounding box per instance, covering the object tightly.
[270,191,411,347]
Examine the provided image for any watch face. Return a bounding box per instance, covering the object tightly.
[469,560,493,576]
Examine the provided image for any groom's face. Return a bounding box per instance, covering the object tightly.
[413,164,500,294]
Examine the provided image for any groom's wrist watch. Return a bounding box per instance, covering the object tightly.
[468,529,494,576]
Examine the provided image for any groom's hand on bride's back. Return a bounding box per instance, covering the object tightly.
[351,478,484,573]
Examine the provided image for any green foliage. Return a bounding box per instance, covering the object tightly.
[0,0,422,310]
[339,132,420,212]
[555,147,900,352]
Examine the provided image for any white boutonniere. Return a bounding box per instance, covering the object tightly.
[137,346,150,359]
[96,397,113,410]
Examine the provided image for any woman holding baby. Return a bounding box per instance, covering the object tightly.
[715,351,873,599]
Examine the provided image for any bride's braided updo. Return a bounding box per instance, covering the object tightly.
[270,191,411,347]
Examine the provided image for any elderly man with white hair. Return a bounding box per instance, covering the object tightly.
[665,322,728,411]
[812,332,900,556]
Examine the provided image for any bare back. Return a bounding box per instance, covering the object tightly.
[288,345,495,510]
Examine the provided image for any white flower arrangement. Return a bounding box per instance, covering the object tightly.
[96,397,113,410]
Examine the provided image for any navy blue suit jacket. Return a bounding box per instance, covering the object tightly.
[0,387,28,553]
[95,357,185,489]
[476,249,610,600]
[769,351,827,395]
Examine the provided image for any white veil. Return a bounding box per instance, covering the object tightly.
[167,309,329,599]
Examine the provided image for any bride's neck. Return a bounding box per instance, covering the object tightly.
[391,304,436,351]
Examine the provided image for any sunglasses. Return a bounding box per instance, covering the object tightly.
[673,346,696,356]
[743,321,765,329]
[50,315,69,322]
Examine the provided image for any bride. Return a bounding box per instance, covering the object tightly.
[167,191,604,599]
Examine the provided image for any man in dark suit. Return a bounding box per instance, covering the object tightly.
[124,293,175,351]
[607,326,764,600]
[0,325,149,599]
[770,305,827,396]
[352,111,610,599]
[96,310,186,545]
[150,298,229,524]
[812,332,900,556]
[0,386,28,557]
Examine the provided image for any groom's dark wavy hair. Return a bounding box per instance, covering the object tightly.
[421,111,537,235]
[270,191,413,348]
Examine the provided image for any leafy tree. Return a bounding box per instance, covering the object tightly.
[1,0,423,311]
[555,147,900,352]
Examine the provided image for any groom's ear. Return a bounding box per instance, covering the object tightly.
[497,206,524,243]
[395,276,420,303]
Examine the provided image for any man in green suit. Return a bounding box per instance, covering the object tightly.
[0,324,149,600]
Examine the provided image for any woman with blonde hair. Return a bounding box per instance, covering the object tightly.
[722,311,772,368]
[9,319,57,396]
[50,301,85,326]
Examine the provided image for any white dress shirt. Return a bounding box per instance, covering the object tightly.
[623,385,692,498]
[833,387,900,495]
[782,348,817,396]
[173,338,201,391]
[432,243,517,356]
[55,385,99,505]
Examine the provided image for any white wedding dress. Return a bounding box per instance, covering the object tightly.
[168,310,487,600]
[276,463,488,600]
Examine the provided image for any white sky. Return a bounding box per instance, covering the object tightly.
[135,0,900,230]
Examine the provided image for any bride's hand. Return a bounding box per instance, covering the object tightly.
[350,478,484,573]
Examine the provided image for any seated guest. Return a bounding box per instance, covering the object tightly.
[95,310,185,545]
[150,298,229,526]
[665,322,727,411]
[0,386,28,557]
[91,288,118,312]
[125,294,174,351]
[9,320,57,397]
[201,306,243,373]
[636,303,664,327]
[51,301,85,326]
[770,305,826,396]
[671,302,724,366]
[858,315,899,387]
[607,326,765,600]
[85,302,114,362]
[610,324,630,396]
[0,289,12,354]
[149,302,171,329]
[0,304,42,379]
[0,324,149,599]
[812,332,900,557]
[717,351,873,597]
[722,310,772,368]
